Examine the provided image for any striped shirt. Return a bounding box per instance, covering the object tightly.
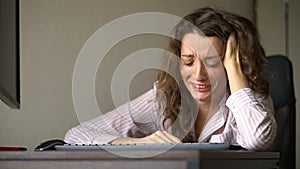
[65,83,277,150]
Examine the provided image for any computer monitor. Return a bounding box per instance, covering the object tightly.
[0,0,20,109]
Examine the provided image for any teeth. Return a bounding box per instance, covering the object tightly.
[194,85,207,89]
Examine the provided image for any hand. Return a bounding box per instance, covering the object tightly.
[223,33,249,93]
[110,131,182,144]
[223,33,240,70]
[139,131,182,144]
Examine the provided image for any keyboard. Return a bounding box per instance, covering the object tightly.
[55,142,231,151]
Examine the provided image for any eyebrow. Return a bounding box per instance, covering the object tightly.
[181,54,220,60]
[181,54,194,58]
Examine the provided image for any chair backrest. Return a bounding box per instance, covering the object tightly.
[264,55,296,169]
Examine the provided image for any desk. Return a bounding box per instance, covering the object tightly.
[0,150,279,169]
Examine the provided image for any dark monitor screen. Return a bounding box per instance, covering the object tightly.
[0,0,20,109]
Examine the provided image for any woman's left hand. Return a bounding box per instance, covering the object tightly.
[223,33,240,70]
[223,33,250,93]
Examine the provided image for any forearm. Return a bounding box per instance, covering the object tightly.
[64,87,160,144]
[64,124,120,144]
[226,89,277,150]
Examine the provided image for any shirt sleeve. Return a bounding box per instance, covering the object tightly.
[226,88,277,150]
[64,87,161,144]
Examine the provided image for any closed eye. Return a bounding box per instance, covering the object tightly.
[183,61,194,66]
[181,54,194,66]
[203,55,221,68]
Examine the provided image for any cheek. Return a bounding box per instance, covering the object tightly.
[180,65,189,79]
[207,67,227,83]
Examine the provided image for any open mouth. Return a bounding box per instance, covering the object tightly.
[192,83,211,92]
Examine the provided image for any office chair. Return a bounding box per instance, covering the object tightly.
[264,55,296,169]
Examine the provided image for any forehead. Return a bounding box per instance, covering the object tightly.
[181,33,224,55]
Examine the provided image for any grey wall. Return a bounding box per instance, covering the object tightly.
[257,0,300,168]
[0,0,254,150]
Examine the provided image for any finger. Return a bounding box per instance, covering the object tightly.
[224,33,240,67]
[149,131,173,143]
[149,131,182,144]
[225,33,236,57]
[151,134,170,143]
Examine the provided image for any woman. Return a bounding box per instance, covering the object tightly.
[65,7,276,150]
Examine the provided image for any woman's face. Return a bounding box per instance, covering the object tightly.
[180,33,227,104]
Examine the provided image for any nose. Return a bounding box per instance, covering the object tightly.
[192,58,208,81]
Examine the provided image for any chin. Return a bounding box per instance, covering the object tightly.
[191,93,210,102]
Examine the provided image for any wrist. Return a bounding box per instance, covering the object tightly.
[226,65,250,93]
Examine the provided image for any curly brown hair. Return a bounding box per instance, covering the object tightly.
[157,7,269,142]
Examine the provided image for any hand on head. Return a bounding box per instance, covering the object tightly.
[223,33,250,93]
